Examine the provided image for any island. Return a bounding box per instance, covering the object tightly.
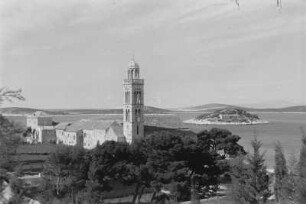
[184,108,269,125]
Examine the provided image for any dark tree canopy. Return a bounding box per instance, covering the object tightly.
[197,128,245,157]
[43,145,90,203]
[298,136,306,204]
[0,115,23,172]
[25,127,246,203]
[274,142,288,203]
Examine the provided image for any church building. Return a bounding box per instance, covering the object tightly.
[123,58,144,144]
[30,59,145,147]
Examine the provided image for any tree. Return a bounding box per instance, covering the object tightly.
[0,87,24,203]
[277,0,282,9]
[235,0,240,8]
[0,87,25,105]
[43,145,89,203]
[66,146,90,203]
[145,128,221,202]
[286,152,298,204]
[181,135,220,201]
[274,142,288,204]
[85,128,224,203]
[0,87,25,173]
[86,141,131,203]
[247,137,271,204]
[0,115,23,173]
[197,128,245,180]
[125,140,153,204]
[197,128,245,158]
[298,135,306,204]
[230,137,271,204]
[230,154,250,204]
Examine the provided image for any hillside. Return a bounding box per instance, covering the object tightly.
[0,106,172,115]
[185,108,268,125]
[0,107,69,115]
[176,104,306,113]
[175,103,239,111]
[249,106,306,113]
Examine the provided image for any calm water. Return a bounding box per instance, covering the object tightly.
[7,112,306,168]
[178,112,306,168]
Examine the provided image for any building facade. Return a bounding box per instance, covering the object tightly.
[123,58,144,144]
[55,119,125,149]
[26,111,56,143]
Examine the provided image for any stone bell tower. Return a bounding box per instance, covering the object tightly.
[123,58,144,144]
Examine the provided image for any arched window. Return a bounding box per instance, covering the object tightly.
[137,92,141,104]
[131,70,134,79]
[126,109,130,122]
[127,91,130,104]
[125,92,127,104]
[137,125,139,135]
[134,91,137,104]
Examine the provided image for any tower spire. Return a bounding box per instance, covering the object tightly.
[123,59,144,144]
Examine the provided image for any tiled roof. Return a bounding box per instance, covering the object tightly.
[78,119,116,130]
[33,111,49,117]
[108,121,124,138]
[55,122,71,130]
[55,119,119,132]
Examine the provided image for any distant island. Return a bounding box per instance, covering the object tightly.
[174,103,306,113]
[184,108,269,125]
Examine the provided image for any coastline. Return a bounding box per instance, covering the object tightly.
[184,119,269,125]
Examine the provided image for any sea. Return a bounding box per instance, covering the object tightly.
[6,112,306,169]
[176,112,306,169]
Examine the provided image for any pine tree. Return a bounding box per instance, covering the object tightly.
[246,137,271,204]
[229,154,249,204]
[287,153,298,204]
[274,142,288,204]
[298,136,306,204]
[230,137,271,204]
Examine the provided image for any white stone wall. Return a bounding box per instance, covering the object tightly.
[105,127,119,142]
[56,129,65,144]
[62,131,78,146]
[27,116,54,144]
[83,129,107,149]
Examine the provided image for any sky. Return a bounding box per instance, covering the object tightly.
[0,0,306,109]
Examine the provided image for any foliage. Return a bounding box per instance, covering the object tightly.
[230,137,271,204]
[274,142,288,204]
[197,128,245,157]
[86,141,131,203]
[0,87,25,105]
[43,145,90,203]
[86,128,224,203]
[229,154,250,204]
[286,153,298,204]
[28,127,244,203]
[195,108,260,123]
[298,136,306,204]
[0,115,23,172]
[0,87,25,203]
[246,137,271,203]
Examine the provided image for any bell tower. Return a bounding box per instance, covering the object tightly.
[123,58,144,144]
